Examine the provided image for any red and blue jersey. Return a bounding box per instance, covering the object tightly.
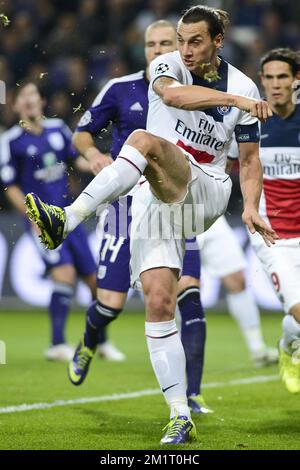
[259,105,300,238]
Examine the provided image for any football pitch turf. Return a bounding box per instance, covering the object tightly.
[1,309,300,450]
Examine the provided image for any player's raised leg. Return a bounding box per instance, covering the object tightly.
[25,130,191,249]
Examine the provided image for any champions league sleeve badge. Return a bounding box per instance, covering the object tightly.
[155,63,170,74]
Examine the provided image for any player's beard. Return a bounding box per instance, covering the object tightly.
[192,47,219,77]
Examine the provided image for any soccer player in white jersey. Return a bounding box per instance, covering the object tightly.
[70,20,211,414]
[249,48,300,393]
[25,6,276,444]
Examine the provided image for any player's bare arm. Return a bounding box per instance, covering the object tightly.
[153,77,272,122]
[72,130,113,175]
[74,155,98,173]
[238,141,278,246]
[7,185,30,216]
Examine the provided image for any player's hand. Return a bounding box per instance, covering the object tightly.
[242,207,279,246]
[85,148,113,175]
[235,96,273,123]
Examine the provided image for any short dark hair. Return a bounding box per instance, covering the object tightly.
[260,48,300,76]
[180,5,230,39]
[12,78,43,102]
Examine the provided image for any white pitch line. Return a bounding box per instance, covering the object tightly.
[203,374,279,389]
[0,374,278,415]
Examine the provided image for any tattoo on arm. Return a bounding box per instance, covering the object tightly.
[153,76,181,97]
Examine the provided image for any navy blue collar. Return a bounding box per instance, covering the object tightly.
[190,57,229,122]
[190,57,228,92]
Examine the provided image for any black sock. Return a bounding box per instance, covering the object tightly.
[178,287,206,396]
[84,300,122,349]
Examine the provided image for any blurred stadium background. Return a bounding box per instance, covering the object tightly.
[1,0,300,310]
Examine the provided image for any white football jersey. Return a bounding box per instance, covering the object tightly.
[147,51,260,171]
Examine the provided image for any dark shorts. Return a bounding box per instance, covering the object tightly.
[182,238,201,279]
[97,197,132,292]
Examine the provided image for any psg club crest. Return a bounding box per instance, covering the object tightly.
[155,63,169,74]
[217,105,232,115]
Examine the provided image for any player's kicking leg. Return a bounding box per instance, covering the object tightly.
[25,130,191,249]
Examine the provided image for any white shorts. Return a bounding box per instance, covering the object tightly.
[197,215,246,277]
[250,232,300,313]
[130,154,232,290]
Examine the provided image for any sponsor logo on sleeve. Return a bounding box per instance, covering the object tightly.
[237,133,250,141]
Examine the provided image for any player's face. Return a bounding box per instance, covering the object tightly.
[145,26,177,65]
[261,61,295,108]
[14,83,43,119]
[176,20,222,72]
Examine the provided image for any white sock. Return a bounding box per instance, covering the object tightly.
[64,145,147,233]
[281,315,300,354]
[226,289,265,355]
[145,319,190,419]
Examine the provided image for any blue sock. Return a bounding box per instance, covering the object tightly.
[49,284,73,345]
[97,327,107,345]
[177,286,206,396]
[84,300,122,349]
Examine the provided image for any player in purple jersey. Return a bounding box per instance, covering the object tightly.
[0,80,124,361]
[68,20,210,414]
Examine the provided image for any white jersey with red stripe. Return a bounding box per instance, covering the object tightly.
[259,105,300,239]
[147,51,260,172]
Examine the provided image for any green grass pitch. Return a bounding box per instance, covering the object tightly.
[0,309,300,450]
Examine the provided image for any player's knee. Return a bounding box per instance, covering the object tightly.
[145,289,175,322]
[222,271,245,293]
[51,265,76,285]
[97,288,126,310]
[126,129,155,157]
[290,303,300,324]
